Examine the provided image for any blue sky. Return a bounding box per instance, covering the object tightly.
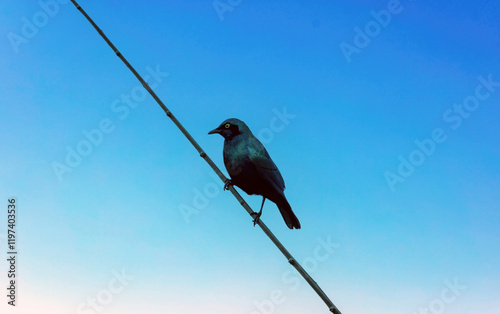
[1,0,499,313]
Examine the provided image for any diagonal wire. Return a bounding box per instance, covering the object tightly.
[68,1,342,313]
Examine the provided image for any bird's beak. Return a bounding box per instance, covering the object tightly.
[208,127,221,135]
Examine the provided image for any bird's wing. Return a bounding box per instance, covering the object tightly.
[247,136,286,191]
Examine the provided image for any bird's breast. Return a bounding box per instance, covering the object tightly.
[223,137,263,195]
[223,137,248,177]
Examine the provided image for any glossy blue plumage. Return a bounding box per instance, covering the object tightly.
[209,118,300,229]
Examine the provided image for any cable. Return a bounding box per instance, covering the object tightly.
[69,1,342,313]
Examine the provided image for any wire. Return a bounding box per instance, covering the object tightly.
[68,1,341,313]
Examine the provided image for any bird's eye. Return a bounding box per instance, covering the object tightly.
[224,123,231,129]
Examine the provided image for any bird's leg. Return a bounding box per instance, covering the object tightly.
[223,179,233,191]
[252,197,266,226]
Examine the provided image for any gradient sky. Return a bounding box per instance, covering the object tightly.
[1,1,499,314]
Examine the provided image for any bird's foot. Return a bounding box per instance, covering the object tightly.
[223,179,233,191]
[251,211,262,226]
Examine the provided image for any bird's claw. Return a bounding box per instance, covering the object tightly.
[251,211,262,226]
[223,179,233,191]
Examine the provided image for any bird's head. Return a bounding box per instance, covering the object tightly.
[208,118,250,139]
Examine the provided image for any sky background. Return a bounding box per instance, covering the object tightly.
[1,0,499,313]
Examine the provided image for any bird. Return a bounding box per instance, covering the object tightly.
[208,118,300,229]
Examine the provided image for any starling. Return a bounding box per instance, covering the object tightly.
[209,118,300,229]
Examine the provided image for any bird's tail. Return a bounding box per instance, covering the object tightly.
[277,197,301,229]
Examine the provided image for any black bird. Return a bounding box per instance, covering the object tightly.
[208,118,300,229]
